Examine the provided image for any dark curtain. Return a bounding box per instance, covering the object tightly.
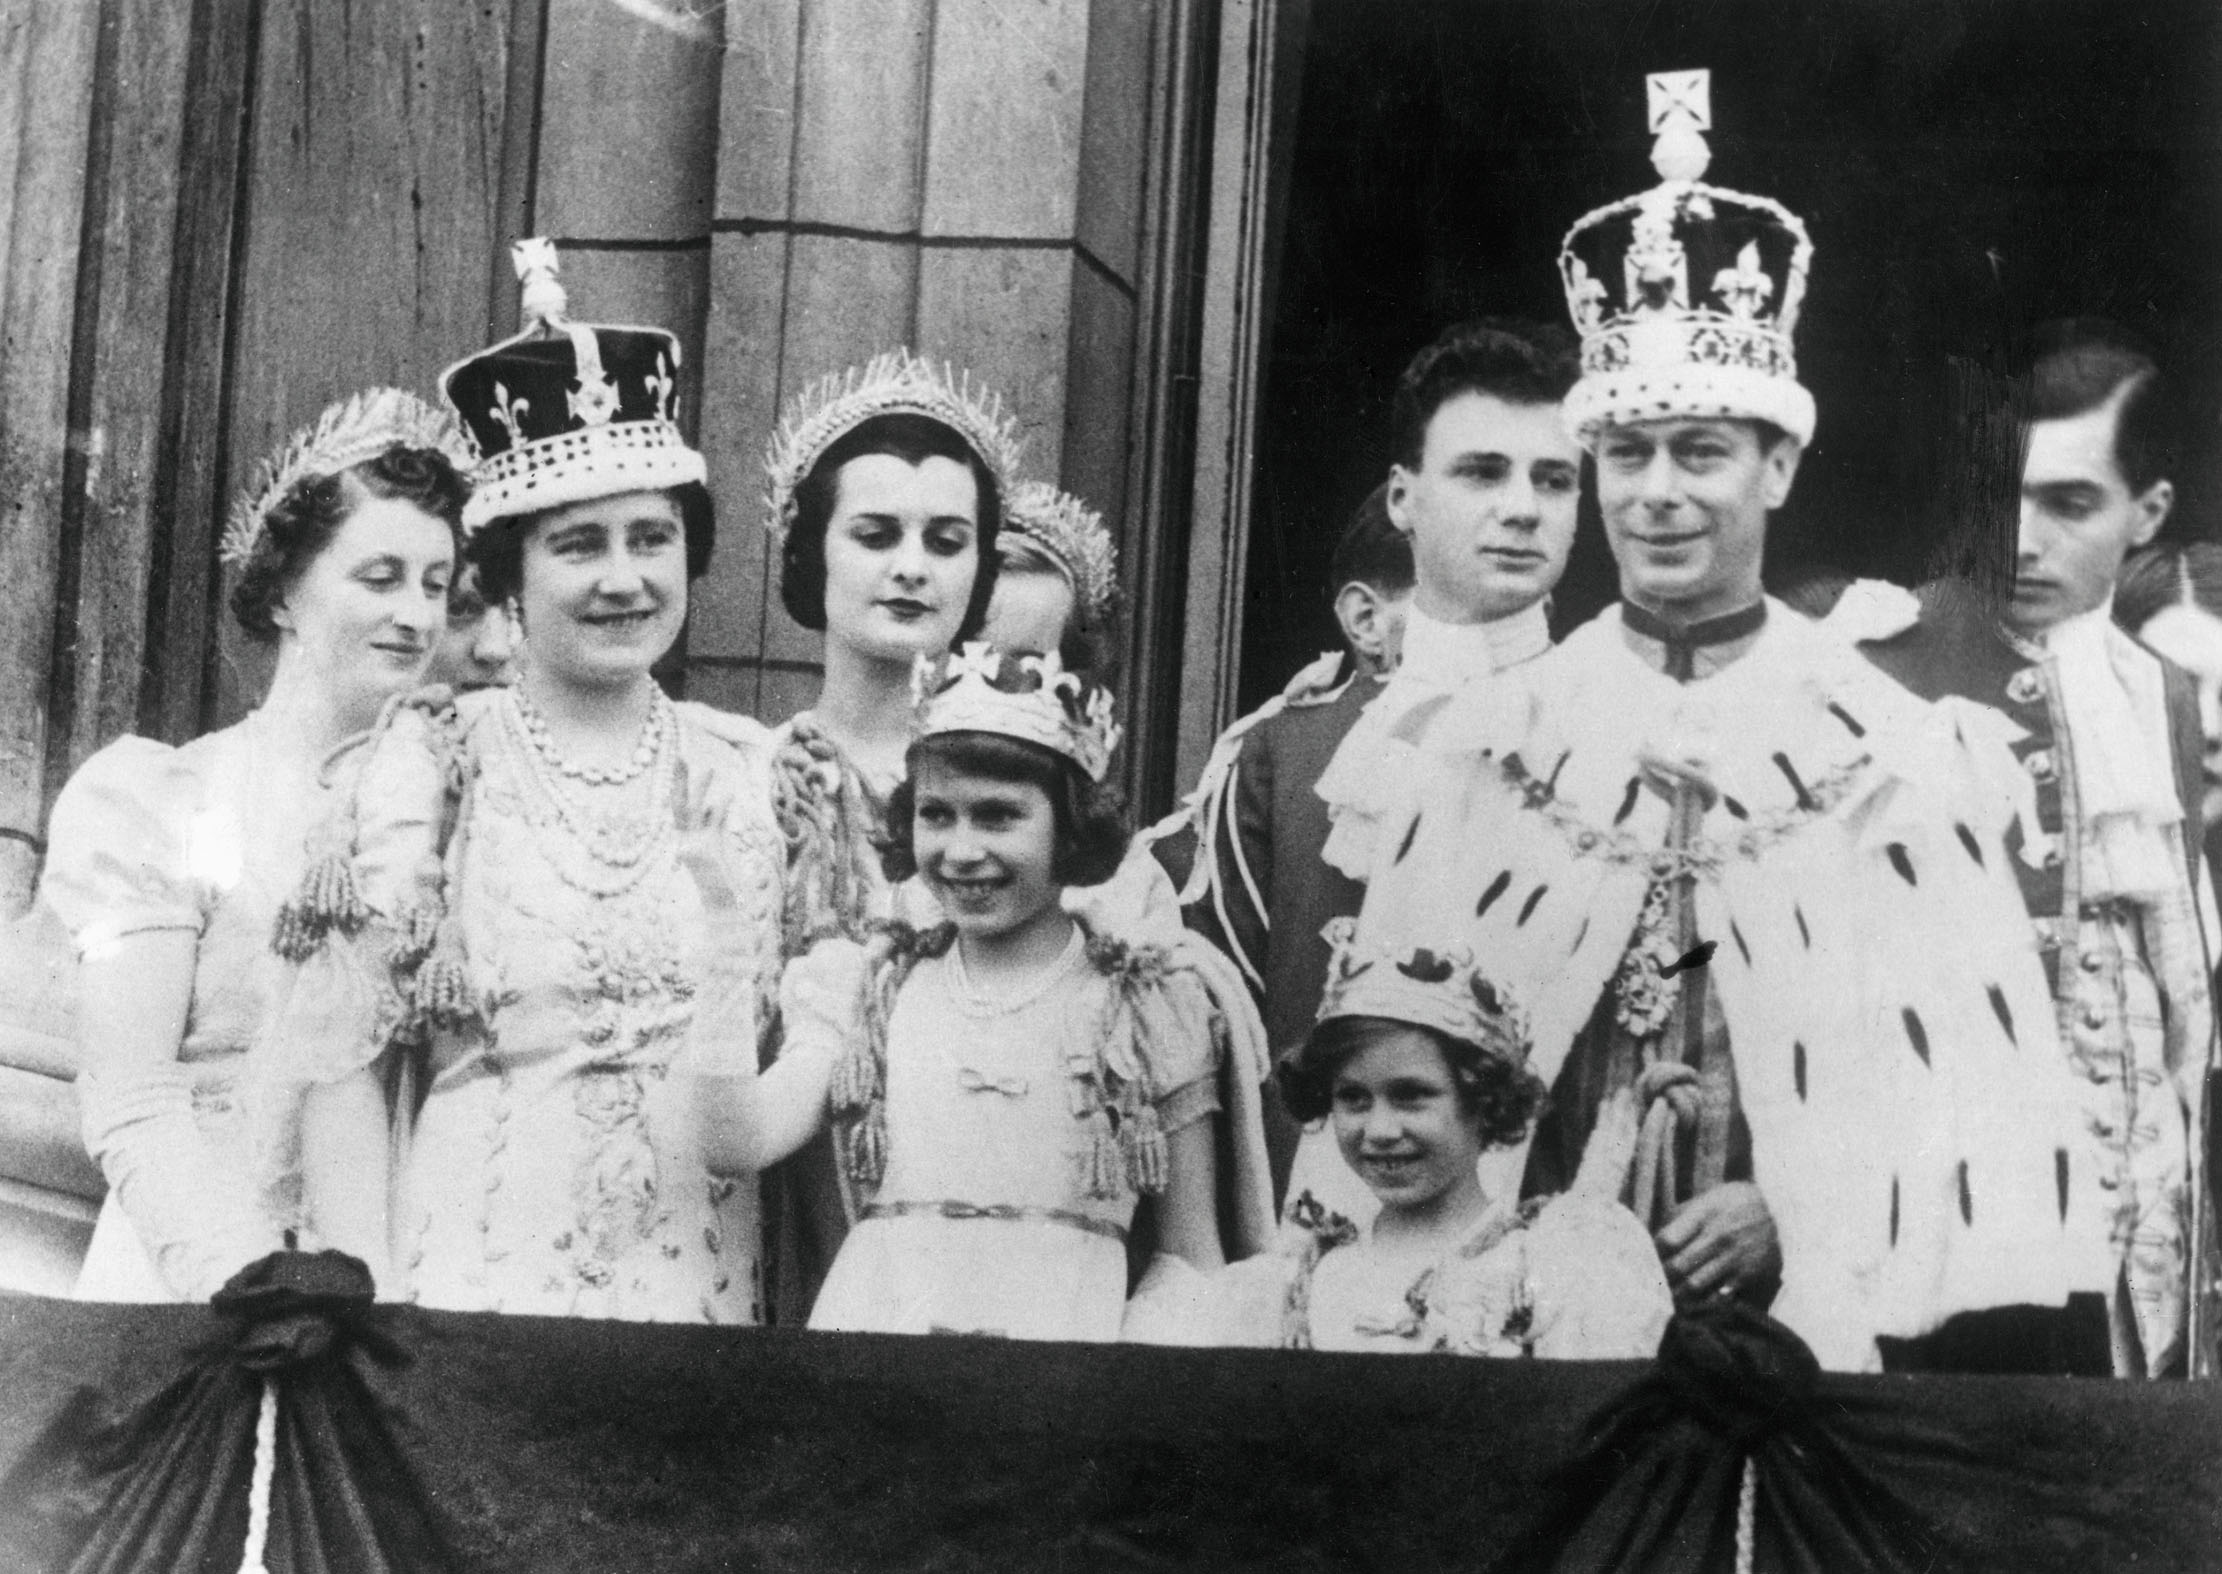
[1,1289,2217,1572]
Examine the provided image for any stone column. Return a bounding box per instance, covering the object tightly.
[691,0,1162,727]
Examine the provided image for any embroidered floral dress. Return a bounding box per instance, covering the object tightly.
[40,715,330,1300]
[788,922,1241,1341]
[268,687,786,1322]
[1168,1190,1672,1358]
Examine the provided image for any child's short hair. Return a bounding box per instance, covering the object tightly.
[1278,1013,1546,1152]
[880,729,1130,888]
[1329,482,1414,601]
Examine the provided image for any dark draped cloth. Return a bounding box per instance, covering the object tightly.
[0,1252,455,1573]
[1,1288,2217,1571]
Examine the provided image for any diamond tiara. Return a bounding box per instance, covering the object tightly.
[762,349,1025,541]
[1003,480,1119,625]
[220,388,473,567]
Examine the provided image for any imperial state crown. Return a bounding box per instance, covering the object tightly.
[1558,71,1816,449]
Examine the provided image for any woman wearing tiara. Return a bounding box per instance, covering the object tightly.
[983,479,1122,675]
[39,390,469,1300]
[761,351,1024,951]
[266,240,788,1322]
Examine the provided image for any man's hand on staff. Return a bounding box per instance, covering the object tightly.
[1655,1181,1781,1302]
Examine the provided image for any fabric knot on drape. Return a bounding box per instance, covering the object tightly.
[0,1250,456,1574]
[1487,1298,1968,1574]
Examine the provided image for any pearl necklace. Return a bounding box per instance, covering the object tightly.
[945,924,1086,1020]
[502,688,678,890]
[514,684,670,785]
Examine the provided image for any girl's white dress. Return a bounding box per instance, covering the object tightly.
[762,715,1276,1321]
[789,924,1244,1341]
[267,686,787,1323]
[1166,1189,1673,1357]
[40,714,323,1300]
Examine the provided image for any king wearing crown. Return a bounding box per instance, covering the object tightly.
[1342,73,2096,1372]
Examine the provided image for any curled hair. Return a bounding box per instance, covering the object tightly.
[1328,481,1414,600]
[2116,541,2222,634]
[780,412,1002,637]
[2025,318,2177,495]
[1278,1013,1545,1152]
[1390,318,1580,470]
[879,729,1127,889]
[466,480,715,608]
[230,445,470,642]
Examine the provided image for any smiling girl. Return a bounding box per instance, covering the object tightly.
[261,243,789,1321]
[684,644,1266,1339]
[1164,919,1671,1357]
[39,389,468,1301]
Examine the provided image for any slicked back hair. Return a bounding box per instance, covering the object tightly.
[2026,318,2178,495]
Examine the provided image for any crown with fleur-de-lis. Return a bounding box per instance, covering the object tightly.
[219,388,474,567]
[1558,71,1816,449]
[762,349,1025,541]
[439,237,705,534]
[1315,917,1531,1069]
[912,642,1122,781]
[1003,480,1119,625]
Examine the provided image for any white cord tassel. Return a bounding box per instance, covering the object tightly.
[238,1377,279,1574]
[1734,1456,1757,1574]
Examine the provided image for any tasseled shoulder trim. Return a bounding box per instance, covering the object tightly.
[773,718,887,949]
[827,921,953,1194]
[269,684,472,1037]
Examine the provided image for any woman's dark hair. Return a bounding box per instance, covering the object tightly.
[780,412,1002,639]
[466,479,715,607]
[879,729,1127,888]
[230,445,470,642]
[1278,1014,1545,1152]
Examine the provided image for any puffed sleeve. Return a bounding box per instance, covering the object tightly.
[41,737,206,952]
[1103,933,1277,1258]
[255,695,456,1088]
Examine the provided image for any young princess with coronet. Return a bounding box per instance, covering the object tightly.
[685,643,1272,1340]
[1153,917,1672,1356]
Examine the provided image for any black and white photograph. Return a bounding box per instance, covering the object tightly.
[0,0,2216,1567]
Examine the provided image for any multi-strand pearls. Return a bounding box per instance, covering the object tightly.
[505,684,680,895]
[514,682,670,784]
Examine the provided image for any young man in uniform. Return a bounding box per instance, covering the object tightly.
[1862,321,2216,1376]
